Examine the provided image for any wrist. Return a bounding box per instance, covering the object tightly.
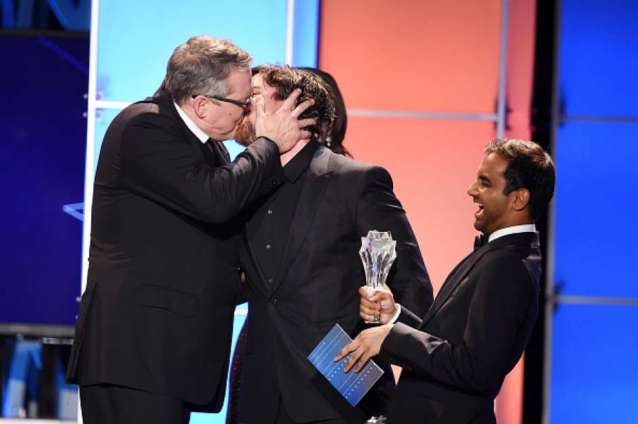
[388,303,401,324]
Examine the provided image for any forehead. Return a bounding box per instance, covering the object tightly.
[251,73,278,97]
[225,66,252,96]
[479,152,509,176]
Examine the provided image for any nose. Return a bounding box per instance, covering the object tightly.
[467,181,478,197]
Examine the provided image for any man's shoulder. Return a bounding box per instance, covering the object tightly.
[473,243,540,290]
[325,150,390,180]
[113,94,176,127]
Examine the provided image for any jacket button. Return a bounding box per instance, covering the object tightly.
[272,297,278,305]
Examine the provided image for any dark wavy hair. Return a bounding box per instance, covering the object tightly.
[298,67,350,157]
[485,138,555,220]
[255,65,335,147]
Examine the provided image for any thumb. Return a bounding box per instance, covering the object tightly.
[254,94,266,117]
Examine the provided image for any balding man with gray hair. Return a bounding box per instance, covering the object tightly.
[67,36,314,424]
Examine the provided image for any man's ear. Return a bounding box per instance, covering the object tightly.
[511,188,531,212]
[191,96,210,118]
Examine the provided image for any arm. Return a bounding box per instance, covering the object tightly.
[355,166,434,316]
[121,113,284,224]
[381,255,536,395]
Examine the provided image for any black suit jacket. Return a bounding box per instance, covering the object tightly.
[238,146,433,423]
[66,94,284,411]
[381,232,541,424]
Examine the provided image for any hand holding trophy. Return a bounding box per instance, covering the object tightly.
[359,230,397,324]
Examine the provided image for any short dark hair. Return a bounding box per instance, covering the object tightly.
[257,65,335,144]
[160,36,251,104]
[485,138,555,220]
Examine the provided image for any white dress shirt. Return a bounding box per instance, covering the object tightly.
[174,101,209,143]
[488,223,537,242]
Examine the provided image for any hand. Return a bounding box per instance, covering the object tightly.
[334,324,393,373]
[254,89,316,154]
[359,285,397,325]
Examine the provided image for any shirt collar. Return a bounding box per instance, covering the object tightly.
[488,224,537,243]
[174,101,209,144]
[283,140,318,182]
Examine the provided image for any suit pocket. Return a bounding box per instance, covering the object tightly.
[134,283,197,317]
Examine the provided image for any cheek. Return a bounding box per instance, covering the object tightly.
[228,109,244,123]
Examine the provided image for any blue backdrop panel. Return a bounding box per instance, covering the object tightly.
[292,0,320,67]
[559,0,638,117]
[553,122,638,297]
[0,35,87,326]
[96,0,288,102]
[550,304,638,423]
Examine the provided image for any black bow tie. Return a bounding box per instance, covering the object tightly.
[473,234,487,251]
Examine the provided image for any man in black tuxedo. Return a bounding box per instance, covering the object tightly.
[233,66,433,424]
[66,36,316,424]
[337,139,555,424]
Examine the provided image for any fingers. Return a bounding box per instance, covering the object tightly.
[360,302,379,316]
[297,118,317,129]
[342,342,370,373]
[360,295,380,310]
[253,94,265,116]
[359,286,374,299]
[334,340,358,362]
[360,300,380,321]
[369,290,391,303]
[291,98,315,117]
[280,88,302,111]
[351,350,371,373]
[335,335,375,374]
[300,130,312,140]
[359,286,381,322]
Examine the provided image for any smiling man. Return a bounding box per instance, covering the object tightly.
[337,139,555,424]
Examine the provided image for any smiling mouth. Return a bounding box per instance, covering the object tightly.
[474,202,484,218]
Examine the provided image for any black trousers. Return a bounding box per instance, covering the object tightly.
[80,384,191,424]
[274,397,355,424]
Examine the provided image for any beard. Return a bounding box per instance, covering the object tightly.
[234,116,257,147]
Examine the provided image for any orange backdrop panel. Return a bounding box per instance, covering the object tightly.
[506,0,537,140]
[320,0,502,112]
[347,117,493,294]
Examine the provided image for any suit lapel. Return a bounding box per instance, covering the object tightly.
[421,232,540,326]
[270,147,332,294]
[421,245,491,326]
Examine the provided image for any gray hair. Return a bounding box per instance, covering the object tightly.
[160,36,251,104]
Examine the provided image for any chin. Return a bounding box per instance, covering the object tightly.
[234,121,256,146]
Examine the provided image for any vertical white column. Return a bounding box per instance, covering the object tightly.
[496,0,509,138]
[285,0,295,65]
[81,0,100,296]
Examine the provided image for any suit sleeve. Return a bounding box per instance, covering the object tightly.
[355,166,433,316]
[381,254,536,395]
[120,113,284,224]
[396,305,423,328]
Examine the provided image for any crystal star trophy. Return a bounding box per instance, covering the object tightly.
[359,230,397,324]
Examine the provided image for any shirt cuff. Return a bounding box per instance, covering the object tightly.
[389,303,402,324]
